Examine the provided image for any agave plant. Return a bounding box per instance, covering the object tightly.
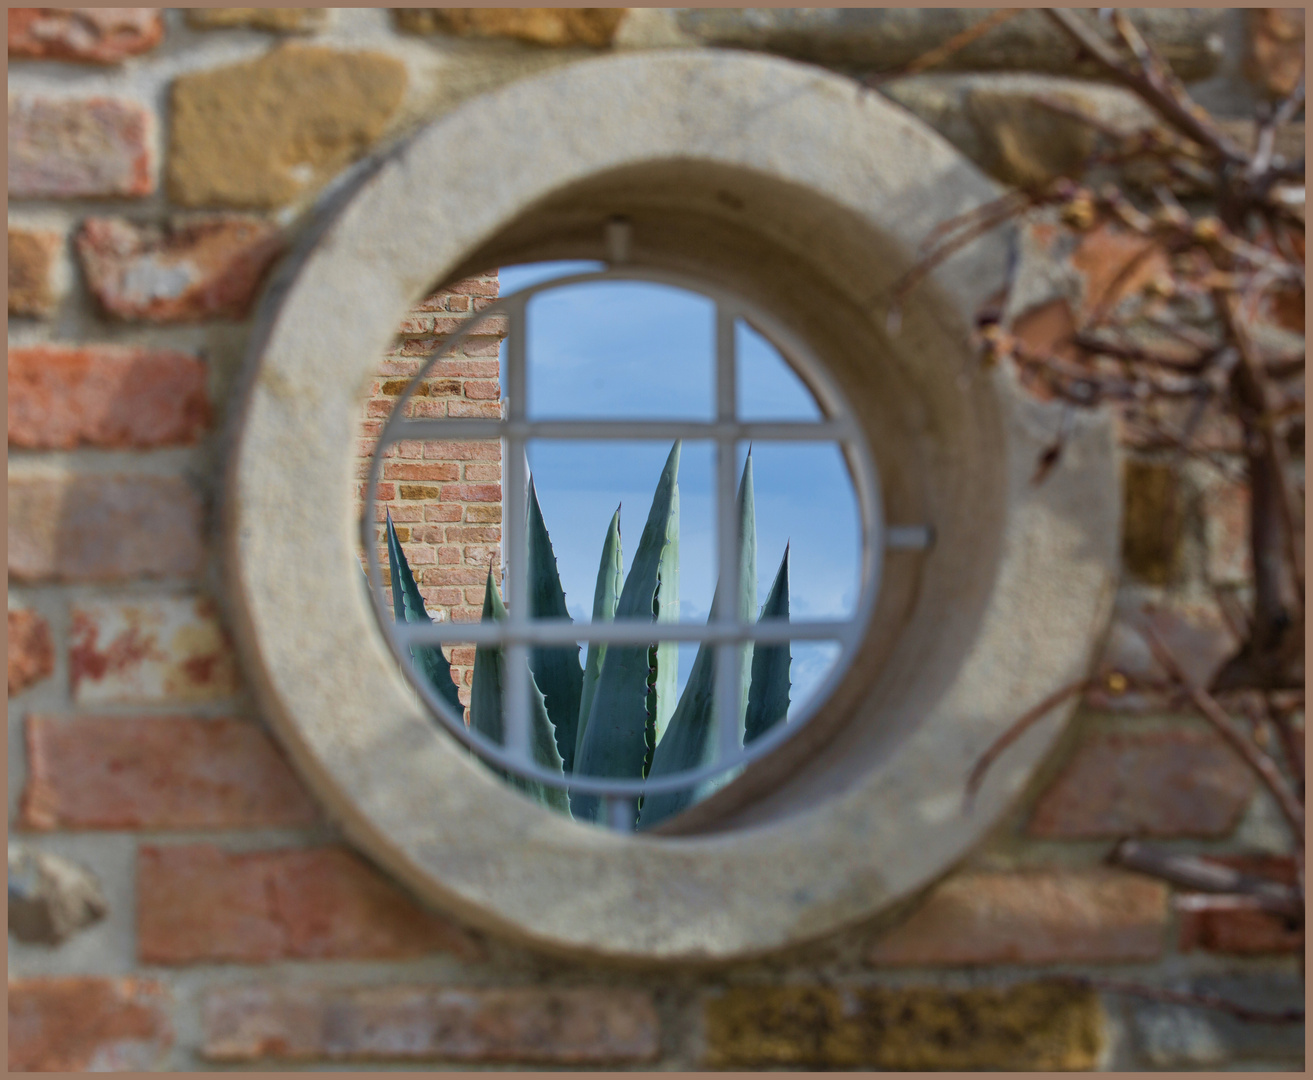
[384,441,791,830]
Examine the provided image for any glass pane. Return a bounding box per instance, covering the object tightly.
[736,319,822,421]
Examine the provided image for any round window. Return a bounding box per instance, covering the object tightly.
[363,251,934,831]
[226,51,1120,960]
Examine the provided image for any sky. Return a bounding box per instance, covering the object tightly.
[497,262,861,711]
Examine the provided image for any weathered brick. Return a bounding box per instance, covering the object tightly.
[1122,460,1182,584]
[8,8,163,62]
[168,45,406,208]
[1071,223,1171,317]
[21,715,319,830]
[465,504,502,523]
[8,473,203,582]
[9,345,209,449]
[383,463,459,482]
[70,597,238,704]
[8,226,60,317]
[1178,855,1303,955]
[1246,8,1305,98]
[1201,474,1252,585]
[186,7,329,32]
[422,438,500,459]
[8,95,154,198]
[1085,599,1238,711]
[9,977,172,1071]
[394,7,624,47]
[441,483,500,503]
[462,462,501,482]
[704,982,1103,1070]
[425,503,464,522]
[463,378,501,400]
[137,844,482,964]
[8,608,54,696]
[399,483,441,500]
[1027,729,1255,839]
[202,984,658,1063]
[866,869,1167,966]
[76,216,284,322]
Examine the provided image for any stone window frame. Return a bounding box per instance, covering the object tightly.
[226,51,1120,961]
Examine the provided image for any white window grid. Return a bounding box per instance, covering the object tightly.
[363,256,931,830]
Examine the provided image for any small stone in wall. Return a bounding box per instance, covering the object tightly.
[167,45,407,209]
[8,8,163,63]
[8,226,61,317]
[8,609,54,696]
[186,8,329,33]
[8,845,107,945]
[76,216,284,322]
[394,8,624,48]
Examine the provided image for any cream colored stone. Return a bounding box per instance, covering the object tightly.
[227,51,1120,962]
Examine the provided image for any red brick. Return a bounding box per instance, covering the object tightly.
[8,95,154,198]
[425,503,464,522]
[446,525,501,543]
[465,504,503,523]
[437,545,461,564]
[8,473,203,582]
[70,597,238,704]
[424,567,487,586]
[1070,224,1170,317]
[441,483,501,503]
[1246,8,1305,98]
[383,463,459,482]
[866,869,1167,966]
[423,438,499,460]
[1178,855,1303,955]
[8,608,54,697]
[9,977,172,1071]
[137,844,482,964]
[1027,729,1255,839]
[460,337,503,357]
[400,544,435,565]
[448,400,502,418]
[1084,599,1238,712]
[9,345,209,449]
[430,359,500,379]
[77,215,283,322]
[463,379,501,400]
[447,275,498,296]
[202,984,659,1064]
[8,8,163,62]
[431,587,463,606]
[463,462,501,481]
[8,226,60,317]
[20,715,319,830]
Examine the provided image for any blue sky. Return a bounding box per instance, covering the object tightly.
[498,262,859,710]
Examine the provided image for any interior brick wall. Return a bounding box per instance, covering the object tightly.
[7,8,1303,1072]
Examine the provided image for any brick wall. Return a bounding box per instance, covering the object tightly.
[8,8,1303,1071]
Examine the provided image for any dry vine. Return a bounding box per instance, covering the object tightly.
[892,9,1305,1025]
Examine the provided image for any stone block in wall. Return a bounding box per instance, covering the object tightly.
[1121,460,1183,585]
[8,8,163,63]
[7,226,60,317]
[20,715,320,830]
[7,845,107,945]
[866,868,1167,966]
[704,981,1103,1069]
[8,474,203,583]
[394,8,624,48]
[1246,8,1306,99]
[70,597,238,704]
[76,216,284,322]
[1127,972,1305,1067]
[8,977,173,1071]
[1026,729,1256,839]
[186,8,329,33]
[9,345,210,449]
[7,608,53,697]
[136,844,483,964]
[675,8,1224,81]
[202,985,660,1063]
[8,96,154,199]
[167,45,407,208]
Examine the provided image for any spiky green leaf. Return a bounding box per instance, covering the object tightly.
[572,441,680,825]
[575,506,623,768]
[745,545,791,743]
[470,570,569,813]
[526,477,584,772]
[386,511,462,714]
[652,483,680,746]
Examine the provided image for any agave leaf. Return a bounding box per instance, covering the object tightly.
[386,511,462,714]
[470,570,569,813]
[572,441,681,825]
[526,477,584,772]
[638,454,758,828]
[652,483,680,746]
[575,506,623,768]
[745,544,791,743]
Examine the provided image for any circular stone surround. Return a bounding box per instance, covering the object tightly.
[226,50,1120,962]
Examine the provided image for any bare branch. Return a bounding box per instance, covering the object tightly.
[1110,839,1300,917]
[963,679,1085,809]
